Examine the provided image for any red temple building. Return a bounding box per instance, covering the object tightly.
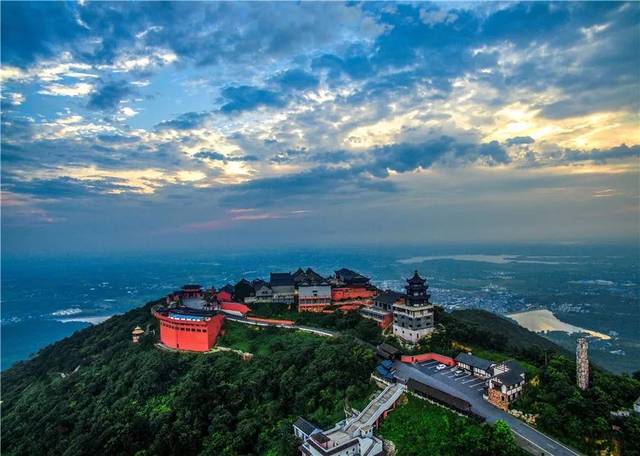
[330,268,376,308]
[154,307,224,352]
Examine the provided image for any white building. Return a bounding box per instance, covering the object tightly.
[393,271,435,344]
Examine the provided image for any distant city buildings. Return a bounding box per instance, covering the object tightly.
[576,337,589,390]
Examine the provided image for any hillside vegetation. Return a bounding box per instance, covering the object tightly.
[2,301,376,456]
[2,302,639,456]
[379,396,526,456]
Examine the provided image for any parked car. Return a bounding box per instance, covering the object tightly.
[436,364,447,370]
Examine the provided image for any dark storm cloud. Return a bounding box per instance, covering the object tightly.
[87,80,133,110]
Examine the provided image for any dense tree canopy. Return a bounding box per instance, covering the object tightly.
[2,302,376,455]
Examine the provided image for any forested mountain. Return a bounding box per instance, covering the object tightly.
[2,301,639,456]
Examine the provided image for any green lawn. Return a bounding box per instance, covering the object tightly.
[219,320,320,355]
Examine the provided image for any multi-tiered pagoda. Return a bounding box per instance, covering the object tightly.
[392,271,435,343]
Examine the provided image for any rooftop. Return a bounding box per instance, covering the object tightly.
[270,272,294,287]
[494,360,525,386]
[375,289,405,305]
[335,268,369,283]
[293,417,319,436]
[455,353,495,371]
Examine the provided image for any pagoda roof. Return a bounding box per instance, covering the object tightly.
[406,271,426,285]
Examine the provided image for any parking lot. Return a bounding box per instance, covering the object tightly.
[414,360,487,397]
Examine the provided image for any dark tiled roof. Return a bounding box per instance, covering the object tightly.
[495,369,525,386]
[495,360,525,386]
[455,353,495,371]
[292,268,306,283]
[221,284,234,293]
[270,272,294,287]
[304,268,326,284]
[293,267,327,285]
[252,279,267,288]
[293,417,319,436]
[407,379,471,412]
[335,268,369,283]
[406,270,426,285]
[375,290,405,305]
[182,284,203,290]
[377,342,401,358]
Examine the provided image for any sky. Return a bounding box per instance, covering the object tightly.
[1,1,639,255]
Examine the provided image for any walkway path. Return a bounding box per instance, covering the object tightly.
[344,383,405,435]
[225,315,338,337]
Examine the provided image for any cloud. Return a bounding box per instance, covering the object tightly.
[368,137,511,177]
[155,111,209,130]
[38,82,94,97]
[506,136,535,146]
[1,92,25,109]
[271,69,319,90]
[561,144,640,163]
[87,80,132,110]
[193,151,259,162]
[219,85,284,113]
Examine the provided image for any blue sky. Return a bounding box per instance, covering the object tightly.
[1,1,638,254]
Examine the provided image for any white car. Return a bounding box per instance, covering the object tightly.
[435,364,447,370]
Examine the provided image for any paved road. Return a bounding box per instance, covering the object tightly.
[392,361,583,456]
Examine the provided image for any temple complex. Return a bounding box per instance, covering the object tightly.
[392,271,435,343]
